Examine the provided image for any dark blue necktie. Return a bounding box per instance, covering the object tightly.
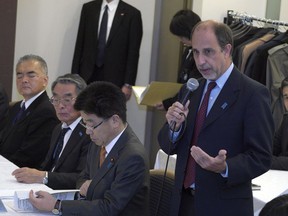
[52,127,70,167]
[96,5,108,67]
[13,103,26,124]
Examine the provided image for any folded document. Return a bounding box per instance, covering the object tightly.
[132,81,183,106]
[13,190,78,212]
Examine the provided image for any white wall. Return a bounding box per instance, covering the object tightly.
[13,0,155,144]
[280,0,288,23]
[13,0,89,100]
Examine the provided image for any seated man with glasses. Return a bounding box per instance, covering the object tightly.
[0,54,59,168]
[12,74,91,189]
[29,81,149,216]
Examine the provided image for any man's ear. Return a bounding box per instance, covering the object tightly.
[111,114,120,128]
[224,44,232,57]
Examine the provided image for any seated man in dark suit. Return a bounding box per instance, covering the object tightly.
[271,76,288,170]
[29,81,149,216]
[259,194,288,216]
[0,54,59,168]
[0,83,9,135]
[12,74,91,189]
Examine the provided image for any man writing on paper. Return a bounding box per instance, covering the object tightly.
[29,81,149,216]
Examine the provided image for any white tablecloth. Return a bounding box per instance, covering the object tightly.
[0,155,53,215]
[154,149,288,215]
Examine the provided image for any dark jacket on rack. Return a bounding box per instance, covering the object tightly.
[271,113,288,170]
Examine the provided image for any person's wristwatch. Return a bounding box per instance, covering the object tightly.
[52,199,62,215]
[42,171,48,185]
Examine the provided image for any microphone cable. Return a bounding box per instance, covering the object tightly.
[154,114,187,216]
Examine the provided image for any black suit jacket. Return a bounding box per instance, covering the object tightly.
[0,83,9,134]
[41,123,91,189]
[271,113,288,170]
[62,126,149,216]
[72,0,143,87]
[0,92,59,168]
[158,67,274,216]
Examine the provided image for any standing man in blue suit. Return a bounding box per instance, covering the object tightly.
[72,0,143,101]
[12,74,90,190]
[158,20,274,216]
[0,54,59,168]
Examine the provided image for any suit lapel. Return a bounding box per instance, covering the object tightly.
[3,92,49,141]
[93,145,119,183]
[106,1,125,45]
[93,1,102,41]
[53,123,86,169]
[186,78,206,137]
[203,69,241,129]
[18,92,49,123]
[90,126,129,186]
[40,124,61,169]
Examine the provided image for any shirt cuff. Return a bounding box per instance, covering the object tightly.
[221,162,228,178]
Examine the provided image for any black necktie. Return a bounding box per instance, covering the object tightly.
[184,82,216,188]
[96,5,108,67]
[52,127,70,167]
[13,103,26,124]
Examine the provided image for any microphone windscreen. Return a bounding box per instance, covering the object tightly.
[186,78,199,91]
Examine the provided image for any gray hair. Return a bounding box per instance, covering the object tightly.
[51,74,87,95]
[16,54,48,75]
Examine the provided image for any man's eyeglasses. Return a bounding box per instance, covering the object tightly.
[50,96,76,106]
[80,118,108,131]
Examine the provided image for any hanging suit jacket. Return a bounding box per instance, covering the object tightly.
[243,31,288,130]
[41,123,91,189]
[62,126,149,216]
[158,67,274,216]
[72,0,143,87]
[271,113,288,170]
[0,91,59,168]
[266,43,288,130]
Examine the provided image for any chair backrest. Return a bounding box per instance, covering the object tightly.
[149,169,175,216]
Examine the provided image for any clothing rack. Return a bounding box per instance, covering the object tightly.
[226,10,288,27]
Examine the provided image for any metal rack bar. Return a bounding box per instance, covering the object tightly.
[227,10,288,27]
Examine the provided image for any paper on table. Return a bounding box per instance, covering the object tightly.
[132,81,183,106]
[0,156,51,199]
[0,199,7,212]
[13,190,79,213]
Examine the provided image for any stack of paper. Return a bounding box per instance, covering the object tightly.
[13,190,78,213]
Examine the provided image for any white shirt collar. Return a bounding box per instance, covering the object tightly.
[23,90,45,109]
[208,63,234,89]
[62,116,82,131]
[104,124,127,155]
[102,0,119,11]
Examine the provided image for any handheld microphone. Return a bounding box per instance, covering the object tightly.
[169,78,199,131]
[180,78,199,105]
